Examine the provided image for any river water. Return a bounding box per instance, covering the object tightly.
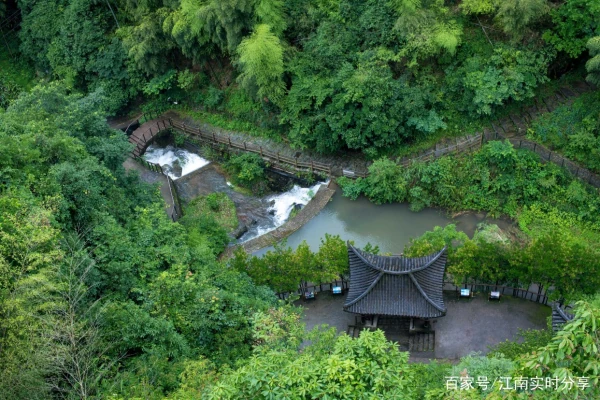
[253,191,512,256]
[143,142,327,241]
[142,142,511,255]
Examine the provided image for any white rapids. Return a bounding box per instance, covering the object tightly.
[239,182,324,242]
[144,145,210,179]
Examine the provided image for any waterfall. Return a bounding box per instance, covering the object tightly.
[239,182,324,242]
[144,145,210,179]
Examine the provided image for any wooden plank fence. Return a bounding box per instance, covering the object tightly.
[132,89,600,188]
[169,119,334,177]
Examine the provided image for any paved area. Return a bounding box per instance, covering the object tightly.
[298,291,550,361]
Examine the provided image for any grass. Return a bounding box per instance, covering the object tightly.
[179,107,283,141]
[183,192,238,232]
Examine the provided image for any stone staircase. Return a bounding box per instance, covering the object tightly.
[346,325,362,338]
[408,332,435,352]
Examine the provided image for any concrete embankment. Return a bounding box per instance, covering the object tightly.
[220,181,337,259]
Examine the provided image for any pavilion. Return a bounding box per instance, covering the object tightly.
[343,244,448,327]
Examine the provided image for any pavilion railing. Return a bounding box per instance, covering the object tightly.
[276,278,550,306]
[443,281,549,305]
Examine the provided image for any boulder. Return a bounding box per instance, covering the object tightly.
[171,159,183,178]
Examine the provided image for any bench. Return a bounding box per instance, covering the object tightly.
[489,291,501,301]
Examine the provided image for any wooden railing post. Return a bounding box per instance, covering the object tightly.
[260,146,263,157]
[212,132,216,143]
[244,142,247,150]
[228,136,232,147]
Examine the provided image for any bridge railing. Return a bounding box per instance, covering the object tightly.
[132,155,183,222]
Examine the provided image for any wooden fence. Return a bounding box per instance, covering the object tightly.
[132,155,184,221]
[481,128,600,188]
[136,98,600,187]
[168,118,333,176]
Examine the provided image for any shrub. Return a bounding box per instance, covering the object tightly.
[224,152,267,194]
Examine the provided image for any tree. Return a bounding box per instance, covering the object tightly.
[494,0,549,42]
[543,0,600,58]
[236,24,285,103]
[586,36,600,86]
[254,0,287,36]
[505,295,600,399]
[201,329,416,399]
[315,234,349,278]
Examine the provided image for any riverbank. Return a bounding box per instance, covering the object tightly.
[221,181,337,259]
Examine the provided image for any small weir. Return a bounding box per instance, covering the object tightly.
[144,144,210,179]
[143,142,326,242]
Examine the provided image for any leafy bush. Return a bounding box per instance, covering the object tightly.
[224,152,267,194]
[203,85,224,110]
[451,353,516,393]
[447,46,551,115]
[488,328,553,360]
[528,91,600,173]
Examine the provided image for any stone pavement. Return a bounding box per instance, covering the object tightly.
[298,291,550,362]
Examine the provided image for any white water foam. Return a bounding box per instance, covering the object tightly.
[266,182,323,226]
[144,145,210,179]
[239,181,325,242]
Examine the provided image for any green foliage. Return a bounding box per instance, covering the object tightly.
[460,0,496,15]
[236,24,285,103]
[448,46,552,115]
[255,0,287,36]
[392,0,463,65]
[528,91,600,173]
[451,353,516,393]
[586,36,600,86]
[201,329,416,399]
[224,152,267,193]
[403,224,468,257]
[231,234,348,293]
[143,69,177,96]
[494,0,549,42]
[543,0,600,58]
[181,192,238,232]
[488,327,553,360]
[0,84,278,397]
[500,295,600,398]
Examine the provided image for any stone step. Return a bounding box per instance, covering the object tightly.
[408,332,435,352]
[346,325,361,338]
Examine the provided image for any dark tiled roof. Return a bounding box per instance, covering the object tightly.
[551,303,573,332]
[344,244,447,318]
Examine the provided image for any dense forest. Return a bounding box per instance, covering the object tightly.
[1,0,600,399]
[0,0,598,155]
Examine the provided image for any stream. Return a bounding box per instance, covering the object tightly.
[144,142,325,242]
[253,191,512,256]
[144,143,513,255]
